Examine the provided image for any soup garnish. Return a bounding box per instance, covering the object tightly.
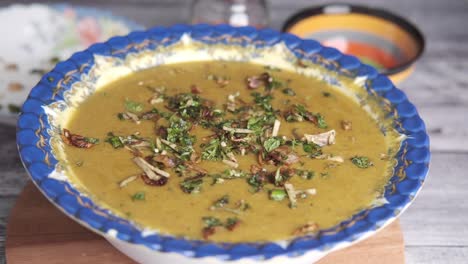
[61,61,398,242]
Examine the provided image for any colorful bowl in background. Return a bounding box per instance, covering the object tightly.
[283,4,425,84]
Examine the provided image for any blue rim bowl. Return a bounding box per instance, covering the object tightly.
[16,24,430,261]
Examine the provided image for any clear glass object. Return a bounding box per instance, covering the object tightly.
[191,0,269,28]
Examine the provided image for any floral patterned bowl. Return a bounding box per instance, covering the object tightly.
[17,24,430,264]
[0,3,142,123]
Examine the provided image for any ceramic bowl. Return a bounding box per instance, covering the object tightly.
[0,3,143,124]
[283,3,425,84]
[17,24,430,264]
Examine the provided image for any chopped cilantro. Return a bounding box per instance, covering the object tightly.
[167,116,192,143]
[283,104,327,128]
[125,100,144,113]
[180,177,203,194]
[175,164,187,177]
[302,142,322,157]
[166,116,195,160]
[263,137,281,152]
[201,138,224,161]
[251,92,274,112]
[247,116,263,132]
[211,195,230,209]
[284,104,307,122]
[269,189,287,201]
[225,217,240,230]
[351,156,373,168]
[131,191,145,201]
[209,169,247,185]
[84,137,99,145]
[295,104,308,116]
[295,169,315,180]
[247,174,264,192]
[202,216,223,228]
[167,93,205,120]
[266,79,283,91]
[222,169,247,179]
[85,65,358,212]
[105,133,124,149]
[316,114,327,129]
[247,115,275,135]
[287,139,302,148]
[148,108,171,120]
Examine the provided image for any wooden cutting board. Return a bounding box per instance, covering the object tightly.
[6,182,405,263]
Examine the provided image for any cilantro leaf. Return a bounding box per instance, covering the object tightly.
[166,116,195,160]
[266,79,283,91]
[251,92,274,112]
[211,195,230,209]
[247,174,264,192]
[125,100,144,113]
[302,142,322,157]
[201,138,224,161]
[316,113,327,129]
[180,177,204,194]
[202,216,223,228]
[225,217,240,230]
[351,156,373,168]
[269,189,287,201]
[247,115,275,135]
[295,169,315,180]
[131,191,145,201]
[166,93,205,120]
[84,137,100,145]
[263,137,281,152]
[105,133,124,149]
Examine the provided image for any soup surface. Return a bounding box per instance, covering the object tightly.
[62,61,397,242]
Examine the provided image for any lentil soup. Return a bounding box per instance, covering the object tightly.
[61,61,399,242]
